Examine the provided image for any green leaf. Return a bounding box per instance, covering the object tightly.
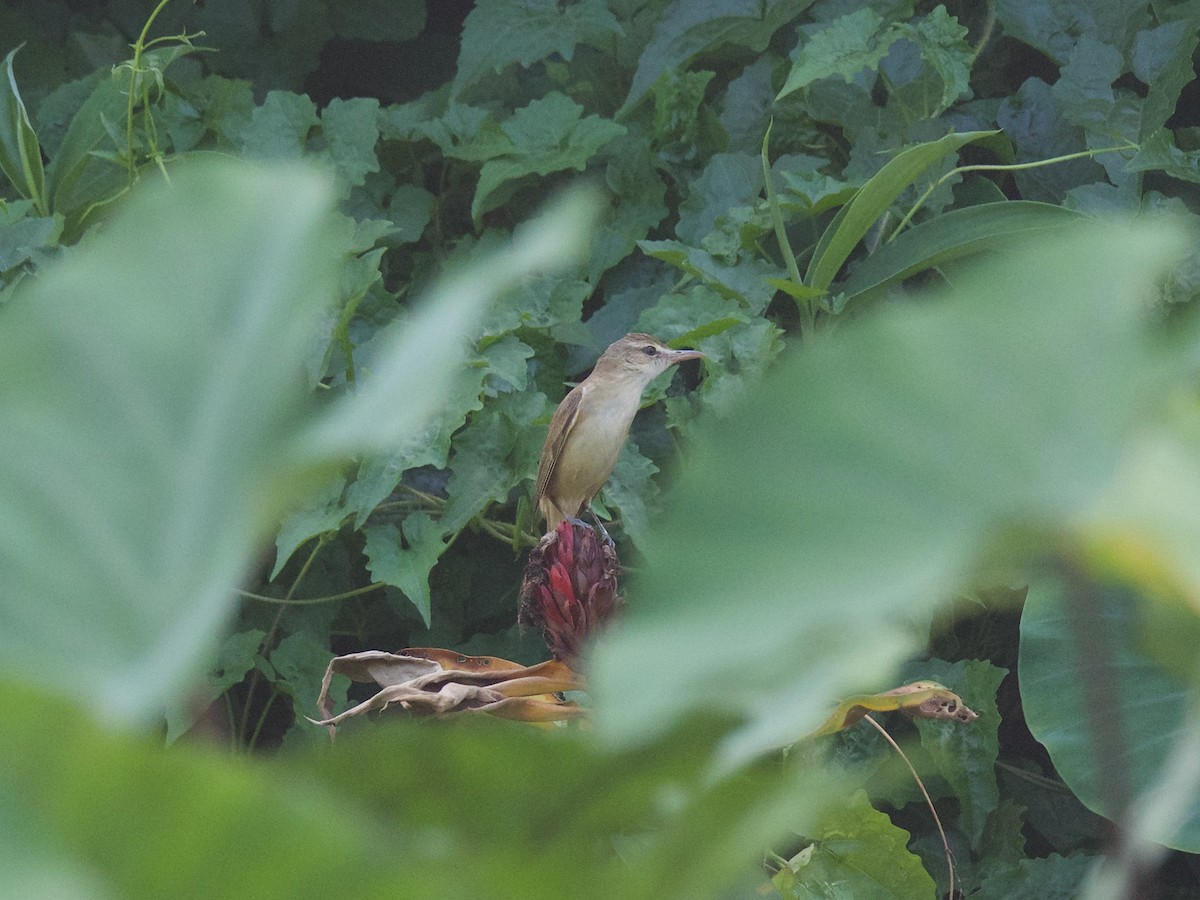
[0,199,61,272]
[388,183,435,244]
[0,158,339,724]
[766,278,826,301]
[976,852,1097,898]
[805,129,999,292]
[1127,128,1200,185]
[192,0,329,93]
[910,658,1007,848]
[1019,578,1200,852]
[237,90,320,159]
[636,285,752,342]
[363,515,451,625]
[441,388,545,534]
[454,0,621,94]
[415,102,516,163]
[43,72,128,220]
[0,47,46,213]
[264,629,346,723]
[0,683,434,897]
[272,471,348,579]
[588,221,1186,765]
[472,93,624,225]
[779,167,859,216]
[963,799,1032,894]
[776,8,900,101]
[588,132,668,281]
[1051,36,1124,133]
[996,78,1102,203]
[840,201,1084,302]
[993,0,1151,64]
[164,629,266,743]
[639,239,781,312]
[777,789,937,898]
[997,764,1104,856]
[320,97,380,192]
[622,0,819,114]
[651,68,716,164]
[676,152,762,245]
[602,442,660,548]
[904,5,974,114]
[1133,15,1200,140]
[304,183,600,458]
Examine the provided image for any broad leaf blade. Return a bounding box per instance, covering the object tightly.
[0,158,340,722]
[776,790,937,898]
[1020,578,1200,852]
[840,201,1084,302]
[44,72,128,221]
[589,221,1185,768]
[304,185,599,457]
[806,130,1000,292]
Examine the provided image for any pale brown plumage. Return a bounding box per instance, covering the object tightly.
[534,333,703,531]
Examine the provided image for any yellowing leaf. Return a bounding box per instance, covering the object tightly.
[811,681,978,737]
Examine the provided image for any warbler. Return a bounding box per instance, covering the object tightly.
[534,333,703,533]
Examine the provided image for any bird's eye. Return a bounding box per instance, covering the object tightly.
[642,345,658,356]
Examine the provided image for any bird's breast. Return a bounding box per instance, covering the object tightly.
[552,387,639,495]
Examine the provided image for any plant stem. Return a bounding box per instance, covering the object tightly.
[237,582,387,606]
[889,142,1139,241]
[762,120,814,332]
[237,534,328,746]
[864,714,954,898]
[125,0,176,176]
[246,687,280,753]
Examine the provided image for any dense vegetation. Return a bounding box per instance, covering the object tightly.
[3,0,1200,896]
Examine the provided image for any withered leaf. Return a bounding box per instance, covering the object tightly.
[309,648,585,737]
[811,681,978,737]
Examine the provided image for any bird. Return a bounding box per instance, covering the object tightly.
[534,332,704,535]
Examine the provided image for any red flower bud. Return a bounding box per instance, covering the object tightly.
[519,520,623,662]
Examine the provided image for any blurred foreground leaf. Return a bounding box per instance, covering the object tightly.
[0,159,340,723]
[0,681,840,899]
[589,220,1188,769]
[1020,579,1200,852]
[0,159,595,725]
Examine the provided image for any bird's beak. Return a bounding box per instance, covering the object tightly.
[669,347,704,363]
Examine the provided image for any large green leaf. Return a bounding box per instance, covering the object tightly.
[1019,578,1200,852]
[805,130,1000,292]
[588,221,1186,768]
[0,155,597,723]
[0,680,842,899]
[840,201,1084,302]
[43,72,128,222]
[0,159,341,723]
[0,159,595,724]
[303,184,598,458]
[0,683,454,897]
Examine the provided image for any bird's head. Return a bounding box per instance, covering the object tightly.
[595,332,704,386]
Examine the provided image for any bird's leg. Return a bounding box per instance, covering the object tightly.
[588,509,615,549]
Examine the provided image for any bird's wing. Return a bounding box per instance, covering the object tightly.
[534,383,584,514]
